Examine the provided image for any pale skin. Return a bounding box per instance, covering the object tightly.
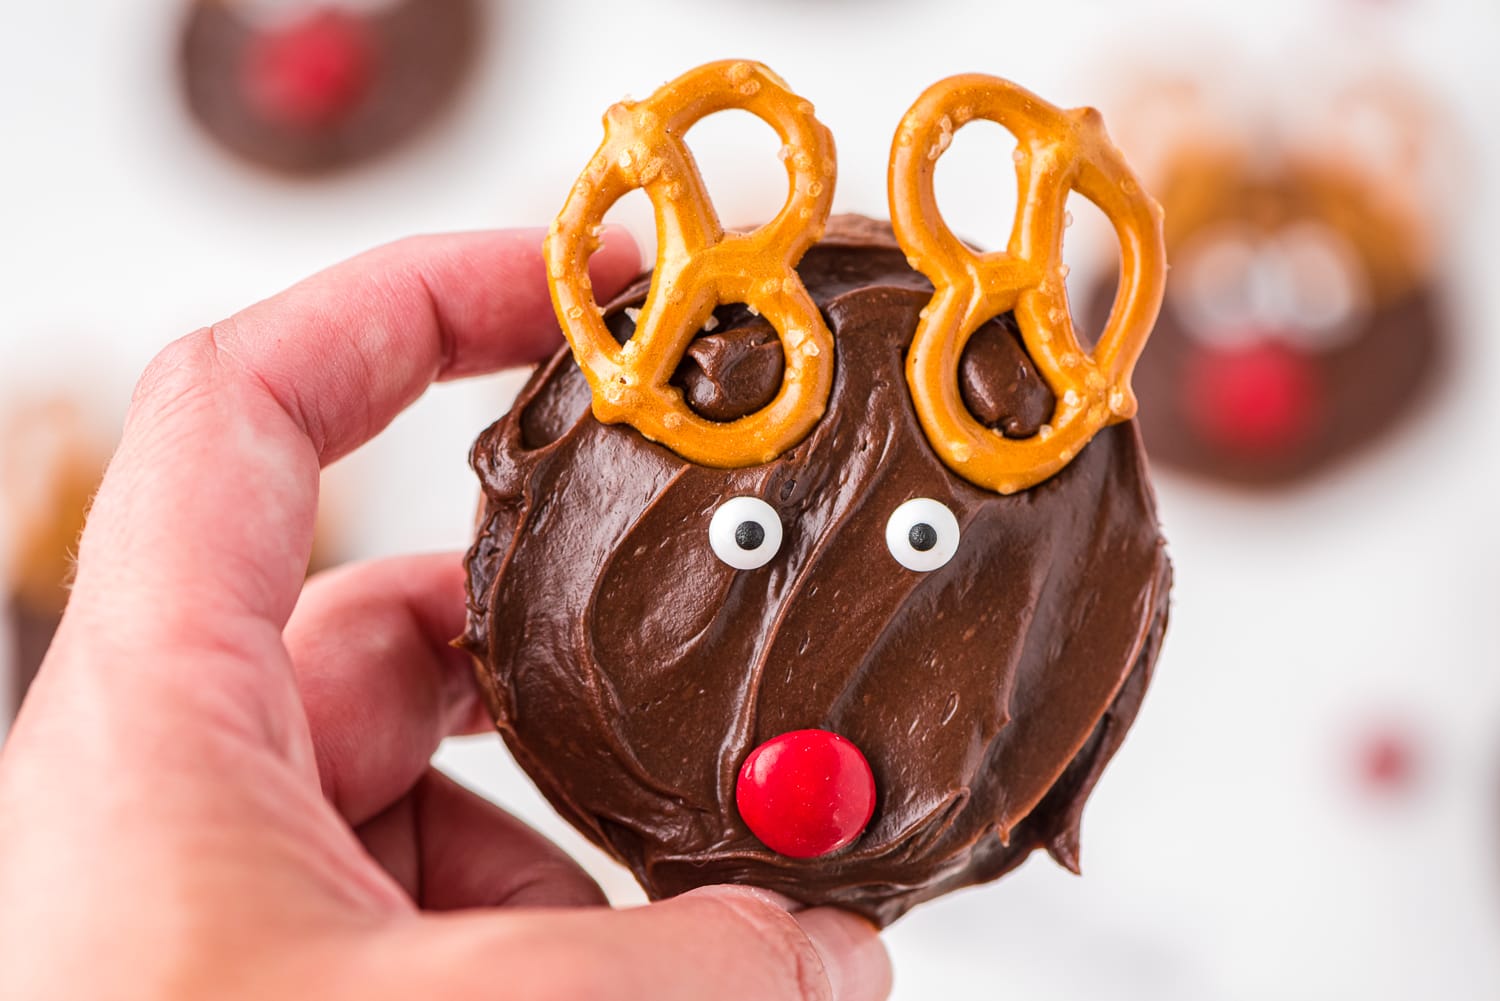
[0,230,892,1001]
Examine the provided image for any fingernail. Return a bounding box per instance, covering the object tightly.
[794,907,893,1001]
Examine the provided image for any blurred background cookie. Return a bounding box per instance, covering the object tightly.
[1083,64,1454,488]
[0,397,349,723]
[0,400,108,721]
[179,0,482,175]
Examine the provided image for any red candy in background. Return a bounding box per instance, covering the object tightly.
[1356,725,1422,795]
[240,9,376,131]
[735,729,876,859]
[179,0,482,175]
[1184,339,1321,454]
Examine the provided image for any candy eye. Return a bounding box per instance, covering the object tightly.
[709,496,783,570]
[1172,227,1262,348]
[885,498,960,572]
[1270,221,1368,350]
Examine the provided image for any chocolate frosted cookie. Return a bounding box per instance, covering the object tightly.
[1082,153,1444,487]
[1081,75,1449,488]
[463,64,1172,925]
[179,0,481,175]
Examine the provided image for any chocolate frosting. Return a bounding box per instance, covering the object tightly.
[463,216,1172,926]
[673,312,785,423]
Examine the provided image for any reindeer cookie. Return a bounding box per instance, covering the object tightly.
[462,62,1172,926]
[1082,76,1448,487]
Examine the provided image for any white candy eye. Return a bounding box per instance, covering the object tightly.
[885,498,960,572]
[1172,227,1262,348]
[709,496,783,570]
[1270,222,1368,350]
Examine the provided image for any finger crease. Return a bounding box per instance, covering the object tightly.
[205,320,328,456]
[413,265,460,381]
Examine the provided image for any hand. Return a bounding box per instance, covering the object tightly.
[0,230,892,1001]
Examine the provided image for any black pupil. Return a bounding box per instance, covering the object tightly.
[908,523,938,552]
[735,521,766,551]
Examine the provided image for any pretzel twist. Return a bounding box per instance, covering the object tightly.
[889,75,1167,494]
[545,61,837,467]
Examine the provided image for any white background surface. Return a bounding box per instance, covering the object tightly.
[4,1,1500,998]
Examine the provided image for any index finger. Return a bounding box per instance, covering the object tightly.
[65,228,637,650]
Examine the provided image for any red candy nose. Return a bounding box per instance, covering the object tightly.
[1185,339,1321,454]
[242,10,376,131]
[736,729,876,859]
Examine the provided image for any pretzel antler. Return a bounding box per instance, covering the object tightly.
[890,74,1166,494]
[545,61,837,467]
